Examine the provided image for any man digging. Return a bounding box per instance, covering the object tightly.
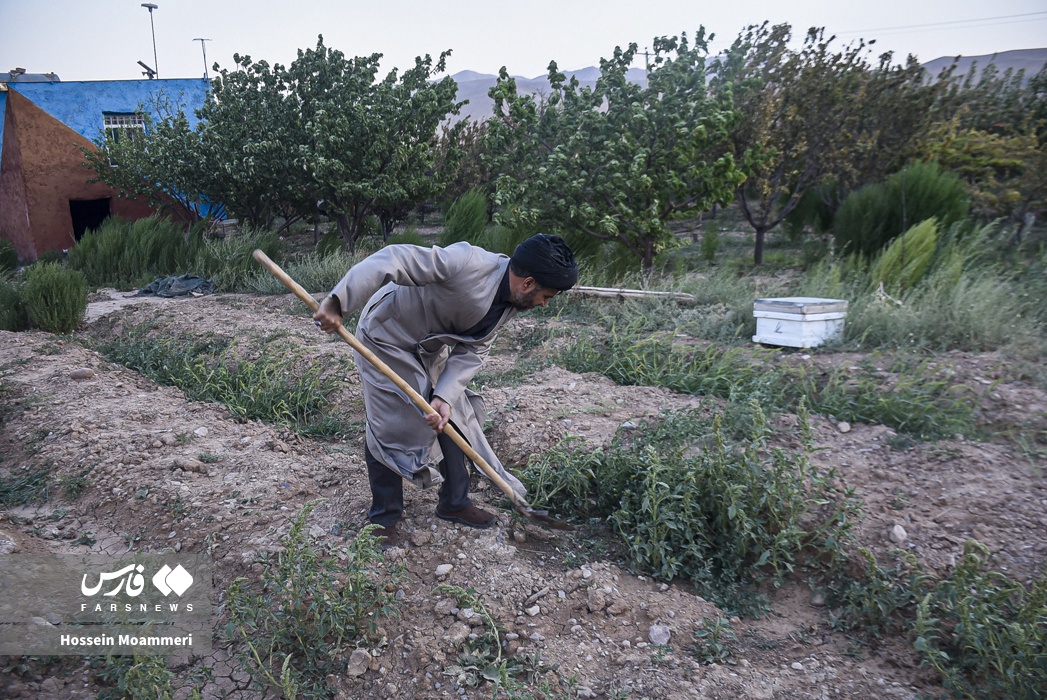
[313,234,578,549]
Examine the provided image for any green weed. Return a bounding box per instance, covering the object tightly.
[520,401,861,615]
[225,500,401,699]
[692,616,737,665]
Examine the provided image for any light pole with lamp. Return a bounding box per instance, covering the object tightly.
[141,3,159,79]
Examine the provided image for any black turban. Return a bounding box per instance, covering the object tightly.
[511,234,578,291]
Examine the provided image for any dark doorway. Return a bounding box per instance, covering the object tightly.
[69,199,111,241]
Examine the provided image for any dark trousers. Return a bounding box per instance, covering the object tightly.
[366,430,472,527]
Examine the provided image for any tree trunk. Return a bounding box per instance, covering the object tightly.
[753,227,767,265]
[336,214,355,254]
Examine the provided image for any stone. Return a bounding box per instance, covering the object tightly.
[68,368,96,380]
[586,589,608,612]
[791,661,804,671]
[443,622,470,645]
[810,593,826,607]
[889,524,908,543]
[194,427,209,437]
[410,530,432,547]
[648,624,671,645]
[0,530,18,555]
[346,648,370,676]
[836,421,851,433]
[525,605,541,617]
[435,564,453,577]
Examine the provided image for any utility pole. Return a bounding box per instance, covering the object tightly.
[141,4,159,78]
[194,38,212,81]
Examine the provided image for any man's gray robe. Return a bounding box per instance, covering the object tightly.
[327,242,526,496]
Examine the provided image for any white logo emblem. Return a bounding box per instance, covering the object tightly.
[152,564,194,596]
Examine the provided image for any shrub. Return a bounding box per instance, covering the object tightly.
[0,239,19,273]
[21,262,87,334]
[194,226,280,292]
[67,215,204,288]
[520,403,860,615]
[0,277,29,332]
[316,227,343,257]
[246,249,357,297]
[783,185,835,239]
[834,161,969,258]
[386,225,426,246]
[439,188,489,246]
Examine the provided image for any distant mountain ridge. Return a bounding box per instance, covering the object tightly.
[448,48,1047,124]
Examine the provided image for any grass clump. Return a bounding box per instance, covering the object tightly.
[558,320,975,439]
[225,500,400,700]
[520,402,860,615]
[244,249,357,297]
[67,215,201,288]
[21,262,87,334]
[66,215,281,292]
[96,330,348,436]
[0,466,52,506]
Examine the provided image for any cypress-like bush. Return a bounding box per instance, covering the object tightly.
[67,215,202,288]
[0,277,29,331]
[834,162,968,258]
[439,188,488,246]
[0,239,18,273]
[21,262,88,334]
[869,218,939,294]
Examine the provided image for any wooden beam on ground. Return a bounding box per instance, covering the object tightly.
[566,286,697,305]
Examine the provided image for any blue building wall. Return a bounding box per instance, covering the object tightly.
[0,78,208,163]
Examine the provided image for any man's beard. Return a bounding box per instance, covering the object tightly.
[511,288,541,311]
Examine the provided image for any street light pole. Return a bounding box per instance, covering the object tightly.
[142,4,159,79]
[194,38,212,81]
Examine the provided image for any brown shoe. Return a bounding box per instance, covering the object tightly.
[435,504,496,529]
[370,524,402,550]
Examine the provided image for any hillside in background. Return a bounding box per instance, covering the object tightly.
[450,48,1047,124]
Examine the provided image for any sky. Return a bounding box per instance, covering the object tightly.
[1,0,1045,82]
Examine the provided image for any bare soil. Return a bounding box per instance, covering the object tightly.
[1,290,1045,699]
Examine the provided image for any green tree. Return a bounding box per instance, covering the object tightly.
[433,119,495,216]
[928,121,1047,243]
[197,54,310,232]
[487,31,742,272]
[82,92,207,225]
[287,36,463,251]
[712,24,938,264]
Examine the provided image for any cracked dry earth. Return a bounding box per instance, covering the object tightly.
[1,290,1045,699]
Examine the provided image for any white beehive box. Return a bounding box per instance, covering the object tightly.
[752,297,849,348]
